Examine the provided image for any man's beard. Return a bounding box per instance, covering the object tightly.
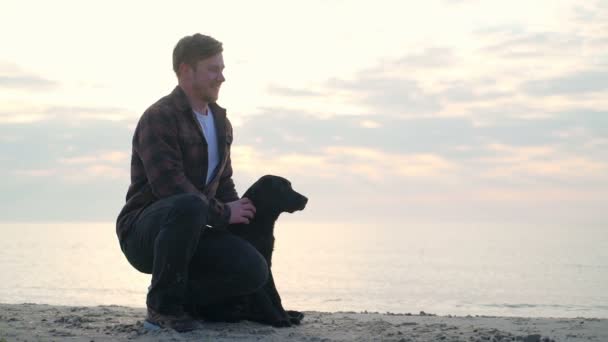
[200,87,219,103]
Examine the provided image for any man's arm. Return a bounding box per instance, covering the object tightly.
[214,119,257,224]
[216,118,239,203]
[134,109,231,227]
[216,153,239,203]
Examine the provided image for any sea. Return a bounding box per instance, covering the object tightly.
[1,220,607,318]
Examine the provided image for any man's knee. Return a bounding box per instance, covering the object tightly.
[169,193,208,227]
[239,251,269,293]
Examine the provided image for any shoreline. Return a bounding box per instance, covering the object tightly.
[1,303,607,342]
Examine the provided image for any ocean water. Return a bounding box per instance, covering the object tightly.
[0,220,606,318]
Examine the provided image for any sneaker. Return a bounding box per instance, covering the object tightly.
[145,307,200,332]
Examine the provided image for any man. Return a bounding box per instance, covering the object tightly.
[116,34,268,332]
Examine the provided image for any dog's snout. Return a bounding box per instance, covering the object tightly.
[298,194,308,209]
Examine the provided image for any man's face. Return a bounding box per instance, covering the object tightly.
[189,53,225,103]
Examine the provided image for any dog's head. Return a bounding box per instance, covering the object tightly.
[242,175,308,215]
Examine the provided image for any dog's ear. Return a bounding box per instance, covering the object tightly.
[242,175,270,203]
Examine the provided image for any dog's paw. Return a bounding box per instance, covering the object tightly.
[287,310,304,325]
[271,318,292,328]
[192,301,247,323]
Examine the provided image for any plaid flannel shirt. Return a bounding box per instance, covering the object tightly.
[116,86,239,241]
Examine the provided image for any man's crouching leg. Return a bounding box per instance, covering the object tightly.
[123,193,209,332]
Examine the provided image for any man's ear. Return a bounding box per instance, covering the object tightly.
[177,62,193,78]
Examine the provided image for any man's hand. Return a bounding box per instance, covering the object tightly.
[227,198,256,224]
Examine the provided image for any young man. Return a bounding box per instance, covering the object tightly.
[116,34,267,332]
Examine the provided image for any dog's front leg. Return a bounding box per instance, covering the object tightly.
[246,287,292,327]
[265,271,304,325]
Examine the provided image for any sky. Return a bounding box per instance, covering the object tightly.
[0,0,607,226]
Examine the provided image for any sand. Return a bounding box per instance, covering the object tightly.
[0,303,606,341]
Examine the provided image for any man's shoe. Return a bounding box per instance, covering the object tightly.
[145,307,200,332]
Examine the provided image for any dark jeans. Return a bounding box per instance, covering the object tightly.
[120,193,269,315]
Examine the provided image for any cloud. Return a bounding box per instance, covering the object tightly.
[522,70,608,96]
[465,19,607,116]
[0,119,133,221]
[325,146,456,181]
[571,1,608,25]
[480,32,583,59]
[12,168,57,177]
[0,105,132,124]
[59,151,129,165]
[260,47,462,118]
[238,106,608,171]
[11,151,129,183]
[393,48,456,69]
[237,109,478,155]
[261,35,605,124]
[0,110,45,124]
[45,106,132,120]
[0,75,57,90]
[440,0,479,5]
[0,62,57,90]
[438,80,511,103]
[583,137,608,149]
[359,120,381,128]
[235,106,608,199]
[0,120,133,173]
[327,76,441,116]
[1,103,606,224]
[12,162,128,183]
[267,85,323,97]
[2,25,607,223]
[477,143,607,180]
[232,144,456,185]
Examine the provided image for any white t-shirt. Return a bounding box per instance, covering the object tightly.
[193,108,219,185]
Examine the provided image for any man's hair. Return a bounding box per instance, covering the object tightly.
[172,33,223,74]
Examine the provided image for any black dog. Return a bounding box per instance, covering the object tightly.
[198,175,308,327]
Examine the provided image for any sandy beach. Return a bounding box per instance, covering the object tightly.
[1,304,606,342]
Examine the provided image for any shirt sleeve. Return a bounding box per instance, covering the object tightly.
[216,119,239,203]
[216,153,239,203]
